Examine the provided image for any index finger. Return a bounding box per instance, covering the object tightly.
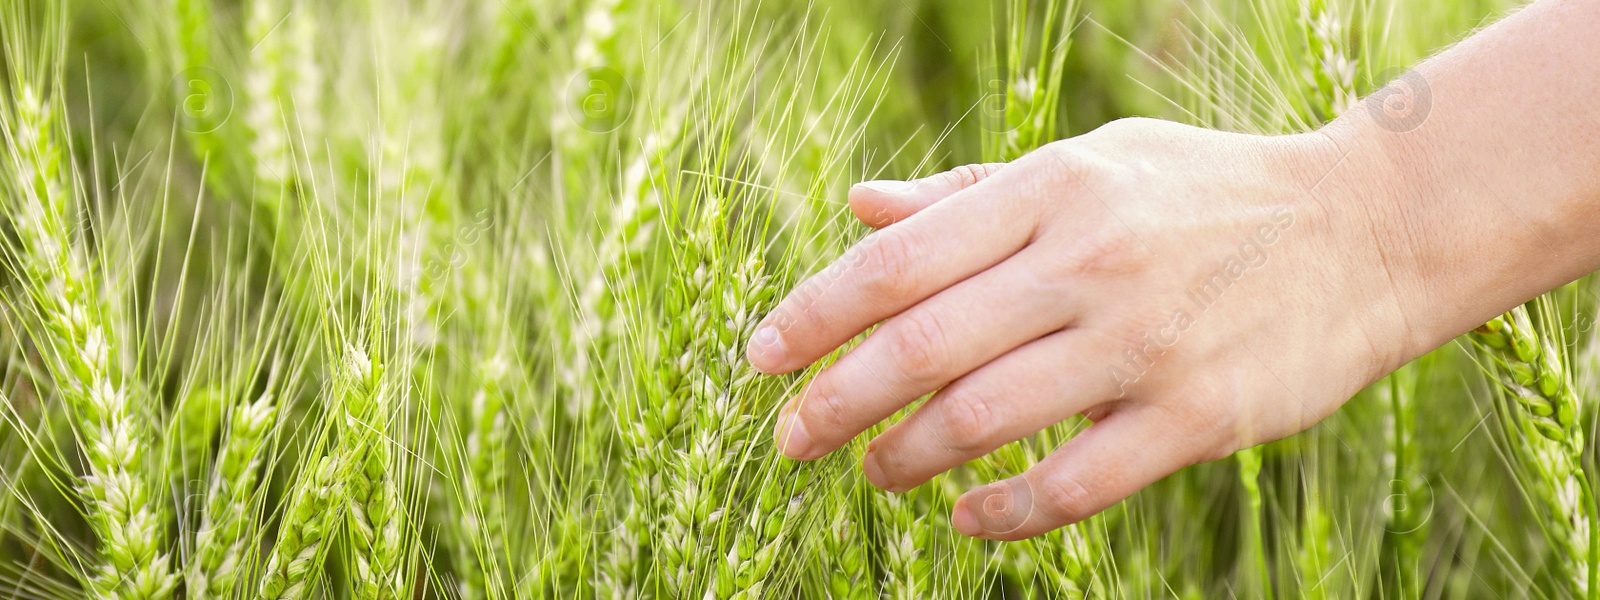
[746,172,1043,375]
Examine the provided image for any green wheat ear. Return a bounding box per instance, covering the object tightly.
[1471,302,1595,595]
[189,394,278,598]
[258,454,347,600]
[1474,308,1582,441]
[454,352,511,600]
[341,346,407,600]
[4,74,177,598]
[819,499,874,600]
[985,0,1076,162]
[1299,0,1358,123]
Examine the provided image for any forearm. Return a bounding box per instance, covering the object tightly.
[1323,0,1600,359]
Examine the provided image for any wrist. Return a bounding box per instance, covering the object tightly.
[1285,114,1437,376]
[1314,93,1583,367]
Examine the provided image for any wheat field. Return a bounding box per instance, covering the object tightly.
[0,0,1595,598]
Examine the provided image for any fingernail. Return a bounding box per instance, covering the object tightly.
[952,503,981,537]
[855,179,915,194]
[746,324,786,371]
[862,451,890,490]
[774,411,813,460]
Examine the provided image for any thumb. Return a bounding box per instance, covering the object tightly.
[848,162,1006,228]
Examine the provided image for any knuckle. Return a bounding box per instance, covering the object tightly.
[859,228,920,298]
[1086,117,1178,144]
[1201,427,1244,463]
[786,293,831,338]
[1036,473,1098,523]
[938,387,998,454]
[1155,396,1240,464]
[869,442,917,485]
[1191,386,1243,436]
[1196,437,1240,464]
[800,384,851,431]
[942,163,999,189]
[1177,406,1239,464]
[1186,416,1242,464]
[887,311,951,383]
[1036,139,1093,173]
[1090,116,1153,136]
[1051,227,1149,280]
[1030,143,1112,202]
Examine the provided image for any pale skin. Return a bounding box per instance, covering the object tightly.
[745,0,1600,540]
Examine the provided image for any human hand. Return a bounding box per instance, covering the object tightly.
[746,117,1419,540]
